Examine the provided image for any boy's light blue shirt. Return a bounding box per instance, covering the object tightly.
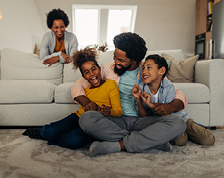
[133,79,188,122]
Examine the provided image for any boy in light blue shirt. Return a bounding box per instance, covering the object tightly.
[132,54,215,146]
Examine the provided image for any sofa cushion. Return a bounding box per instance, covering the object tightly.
[63,49,185,83]
[97,49,185,64]
[63,63,82,83]
[63,50,114,83]
[1,48,63,85]
[0,80,56,104]
[98,50,114,65]
[0,50,1,79]
[173,83,210,103]
[162,53,199,83]
[55,83,76,103]
[147,49,185,60]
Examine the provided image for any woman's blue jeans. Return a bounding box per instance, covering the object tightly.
[40,113,95,149]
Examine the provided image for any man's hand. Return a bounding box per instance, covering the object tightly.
[75,95,100,111]
[153,99,184,116]
[131,84,142,99]
[100,104,111,116]
[43,56,60,66]
[153,103,171,116]
[84,101,100,111]
[61,52,71,64]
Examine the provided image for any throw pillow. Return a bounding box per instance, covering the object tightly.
[162,53,199,83]
[166,59,172,69]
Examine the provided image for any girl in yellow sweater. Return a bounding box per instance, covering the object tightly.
[23,47,122,149]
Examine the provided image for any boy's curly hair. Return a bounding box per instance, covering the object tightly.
[145,54,168,79]
[113,32,147,63]
[72,47,99,75]
[46,8,70,29]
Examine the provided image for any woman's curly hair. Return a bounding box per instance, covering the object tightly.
[46,8,70,29]
[72,47,99,75]
[113,32,147,63]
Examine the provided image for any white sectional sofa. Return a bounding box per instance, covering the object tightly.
[0,48,224,127]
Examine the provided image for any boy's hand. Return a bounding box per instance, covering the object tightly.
[131,84,142,99]
[84,101,100,111]
[101,104,111,116]
[141,91,154,109]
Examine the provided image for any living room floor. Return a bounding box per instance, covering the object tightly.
[0,128,224,178]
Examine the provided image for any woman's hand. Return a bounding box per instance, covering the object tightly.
[61,52,71,64]
[131,84,142,99]
[43,56,60,66]
[100,104,111,116]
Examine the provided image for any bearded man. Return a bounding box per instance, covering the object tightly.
[72,32,187,157]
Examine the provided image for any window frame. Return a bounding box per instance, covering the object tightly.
[72,4,138,49]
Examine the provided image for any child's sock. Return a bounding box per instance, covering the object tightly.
[23,127,45,140]
[150,142,173,152]
[89,141,121,157]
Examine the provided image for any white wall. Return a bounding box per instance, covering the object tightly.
[0,0,45,53]
[35,0,196,58]
[0,0,196,57]
[135,0,196,57]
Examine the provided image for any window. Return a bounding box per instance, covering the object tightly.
[74,9,98,47]
[72,5,137,50]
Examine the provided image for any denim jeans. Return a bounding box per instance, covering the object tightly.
[40,113,95,149]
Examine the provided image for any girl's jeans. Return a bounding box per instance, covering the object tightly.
[40,113,94,149]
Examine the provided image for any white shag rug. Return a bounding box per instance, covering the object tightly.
[0,129,224,178]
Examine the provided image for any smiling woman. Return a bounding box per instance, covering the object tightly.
[40,8,78,66]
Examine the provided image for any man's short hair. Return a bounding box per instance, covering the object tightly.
[113,32,147,63]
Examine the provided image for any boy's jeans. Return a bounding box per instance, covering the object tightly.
[40,113,94,149]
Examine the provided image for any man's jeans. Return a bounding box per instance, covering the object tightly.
[40,113,94,149]
[79,111,186,153]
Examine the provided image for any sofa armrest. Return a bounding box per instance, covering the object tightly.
[195,59,224,87]
[195,60,212,86]
[195,59,224,126]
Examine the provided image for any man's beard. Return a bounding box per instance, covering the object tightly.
[114,64,132,76]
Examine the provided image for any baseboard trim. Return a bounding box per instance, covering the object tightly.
[0,126,43,129]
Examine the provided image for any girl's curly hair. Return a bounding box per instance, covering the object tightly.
[46,8,70,29]
[72,47,99,75]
